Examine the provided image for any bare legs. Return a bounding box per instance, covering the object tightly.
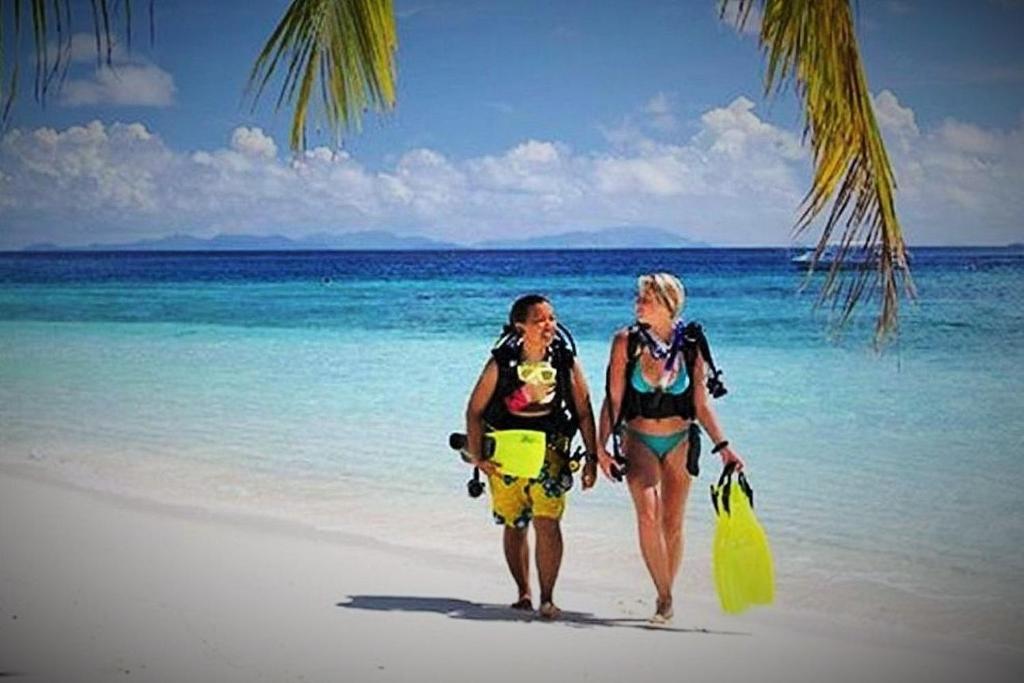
[625,453,672,606]
[624,431,692,621]
[502,519,564,618]
[534,518,563,618]
[661,447,690,586]
[503,527,531,608]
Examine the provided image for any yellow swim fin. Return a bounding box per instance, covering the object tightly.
[488,430,547,479]
[711,465,774,614]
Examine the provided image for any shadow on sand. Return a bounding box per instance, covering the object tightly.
[336,595,747,635]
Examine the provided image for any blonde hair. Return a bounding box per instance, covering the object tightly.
[637,272,685,318]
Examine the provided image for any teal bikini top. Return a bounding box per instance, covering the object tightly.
[630,361,689,395]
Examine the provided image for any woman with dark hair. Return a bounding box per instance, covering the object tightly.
[464,294,598,620]
[598,273,745,624]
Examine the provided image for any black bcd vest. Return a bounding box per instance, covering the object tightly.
[482,336,580,444]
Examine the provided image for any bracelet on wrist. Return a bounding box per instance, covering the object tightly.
[712,440,730,454]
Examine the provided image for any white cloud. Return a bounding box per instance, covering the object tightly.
[3,93,1022,248]
[602,92,691,147]
[45,32,129,65]
[1,120,168,216]
[935,120,1001,156]
[872,89,919,152]
[0,102,805,247]
[52,32,176,108]
[698,96,803,160]
[592,154,699,197]
[60,64,176,107]
[507,140,560,164]
[643,93,679,133]
[873,90,1024,243]
[0,101,807,248]
[231,127,278,159]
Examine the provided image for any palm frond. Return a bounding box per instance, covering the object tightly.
[723,0,915,347]
[32,0,47,103]
[2,1,25,125]
[1,0,152,128]
[246,0,397,153]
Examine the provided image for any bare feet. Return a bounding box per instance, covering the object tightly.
[510,596,533,611]
[538,601,561,620]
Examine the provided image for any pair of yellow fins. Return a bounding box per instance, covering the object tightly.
[710,464,774,614]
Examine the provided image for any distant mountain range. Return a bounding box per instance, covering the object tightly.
[20,226,710,251]
[21,230,459,252]
[477,226,708,249]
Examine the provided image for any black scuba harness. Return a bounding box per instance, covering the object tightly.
[460,323,584,499]
[483,321,580,443]
[605,321,726,480]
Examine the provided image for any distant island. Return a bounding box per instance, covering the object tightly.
[21,230,459,252]
[20,226,710,251]
[477,226,708,249]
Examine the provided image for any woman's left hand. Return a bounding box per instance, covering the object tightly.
[719,445,745,472]
[595,447,618,482]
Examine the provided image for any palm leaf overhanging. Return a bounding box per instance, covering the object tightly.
[246,0,397,153]
[0,0,147,128]
[723,0,915,346]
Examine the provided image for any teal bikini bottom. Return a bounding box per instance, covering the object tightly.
[625,426,688,460]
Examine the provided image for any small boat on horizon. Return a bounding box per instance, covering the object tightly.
[790,245,910,270]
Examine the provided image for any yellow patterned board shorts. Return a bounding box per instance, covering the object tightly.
[488,437,571,528]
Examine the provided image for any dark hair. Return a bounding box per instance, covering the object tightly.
[507,294,550,331]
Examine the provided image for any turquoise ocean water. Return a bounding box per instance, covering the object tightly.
[1,249,1022,647]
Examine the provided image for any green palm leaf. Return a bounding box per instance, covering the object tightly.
[723,0,916,346]
[246,0,397,152]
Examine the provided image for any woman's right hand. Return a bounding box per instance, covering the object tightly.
[468,454,500,477]
[718,445,745,472]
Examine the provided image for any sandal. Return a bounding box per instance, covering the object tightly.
[510,597,533,611]
[650,597,674,624]
[539,601,561,620]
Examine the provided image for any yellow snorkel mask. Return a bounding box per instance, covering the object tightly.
[517,360,557,384]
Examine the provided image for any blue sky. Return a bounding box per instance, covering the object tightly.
[1,0,1023,248]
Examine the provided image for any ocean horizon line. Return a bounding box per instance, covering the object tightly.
[5,244,1020,255]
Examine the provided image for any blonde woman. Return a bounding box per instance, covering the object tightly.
[597,273,744,623]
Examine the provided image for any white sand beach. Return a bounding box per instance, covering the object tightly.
[1,465,1020,683]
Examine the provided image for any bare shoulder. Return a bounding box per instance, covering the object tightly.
[570,357,589,384]
[473,356,498,386]
[604,328,630,365]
